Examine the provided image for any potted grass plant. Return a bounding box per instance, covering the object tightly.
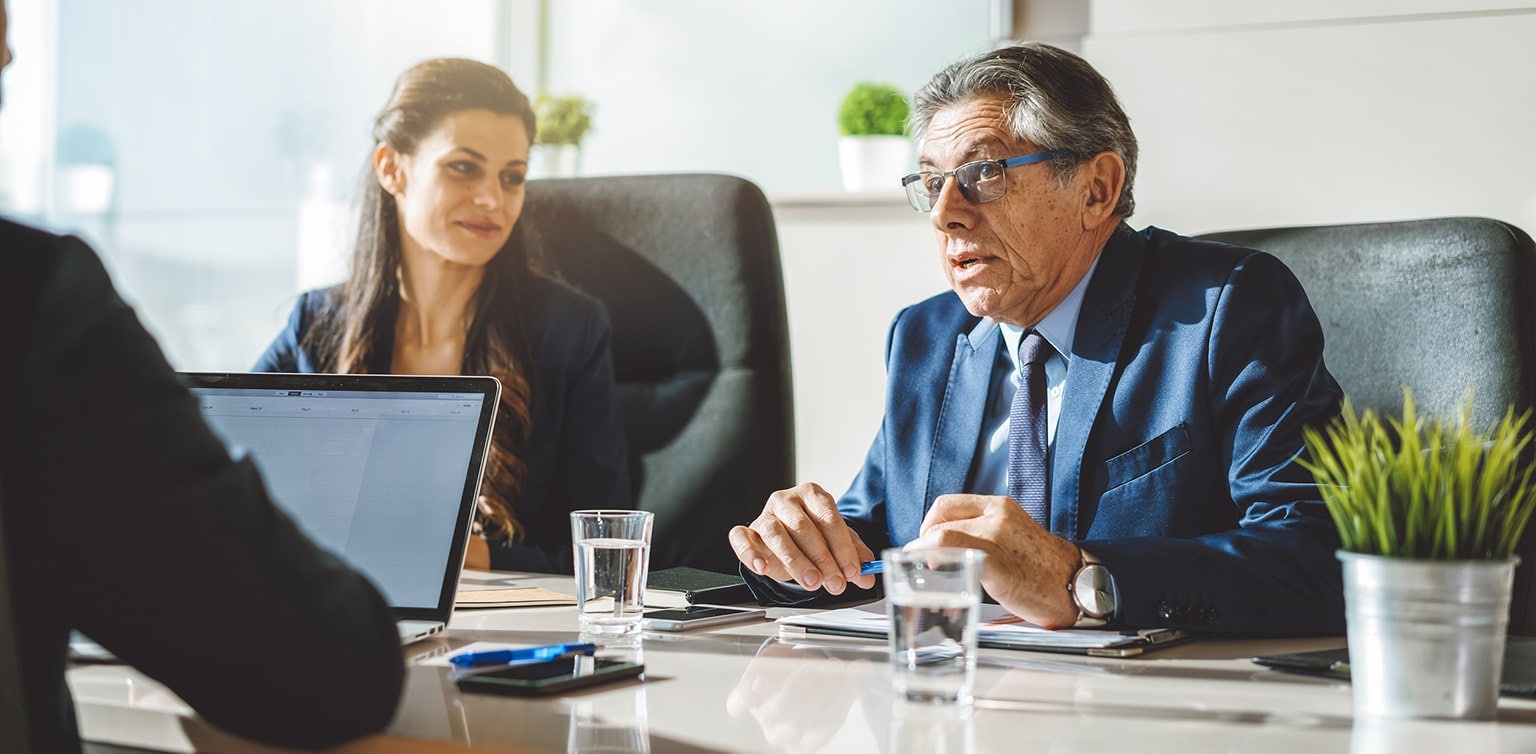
[532,92,594,177]
[1300,389,1536,719]
[836,81,911,192]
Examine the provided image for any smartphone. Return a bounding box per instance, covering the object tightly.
[641,604,767,631]
[455,656,644,697]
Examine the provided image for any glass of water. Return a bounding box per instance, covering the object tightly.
[883,547,985,704]
[571,510,654,636]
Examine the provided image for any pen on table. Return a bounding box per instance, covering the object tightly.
[447,641,595,668]
[859,560,884,576]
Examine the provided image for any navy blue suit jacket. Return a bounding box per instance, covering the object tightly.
[253,276,631,573]
[834,226,1345,634]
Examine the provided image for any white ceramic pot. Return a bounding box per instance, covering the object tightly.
[838,135,911,193]
[58,164,115,214]
[534,143,582,178]
[1339,551,1517,720]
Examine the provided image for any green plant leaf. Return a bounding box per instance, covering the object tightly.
[838,82,909,137]
[1298,387,1536,560]
[534,93,594,146]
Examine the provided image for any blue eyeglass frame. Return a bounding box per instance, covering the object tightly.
[901,149,1069,211]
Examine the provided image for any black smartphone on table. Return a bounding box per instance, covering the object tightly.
[455,656,645,697]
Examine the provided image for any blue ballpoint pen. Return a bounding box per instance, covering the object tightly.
[448,641,596,668]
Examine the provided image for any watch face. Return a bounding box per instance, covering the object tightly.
[1073,564,1115,619]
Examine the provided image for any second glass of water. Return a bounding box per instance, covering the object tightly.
[571,510,654,636]
[883,547,985,704]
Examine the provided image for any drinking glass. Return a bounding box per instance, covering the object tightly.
[883,547,985,703]
[571,510,654,635]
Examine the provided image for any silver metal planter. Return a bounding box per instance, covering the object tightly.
[1339,551,1518,720]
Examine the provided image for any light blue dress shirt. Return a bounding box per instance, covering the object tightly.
[969,254,1103,496]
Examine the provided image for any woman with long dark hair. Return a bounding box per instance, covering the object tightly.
[255,58,630,572]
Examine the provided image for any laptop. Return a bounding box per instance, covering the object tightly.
[180,372,500,644]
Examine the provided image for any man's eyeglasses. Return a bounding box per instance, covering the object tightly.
[901,150,1068,212]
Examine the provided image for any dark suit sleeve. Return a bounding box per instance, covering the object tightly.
[1085,252,1345,634]
[14,239,403,748]
[488,296,631,572]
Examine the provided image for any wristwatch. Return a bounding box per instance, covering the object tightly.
[1070,547,1119,627]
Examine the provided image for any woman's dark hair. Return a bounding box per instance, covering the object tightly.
[301,57,542,541]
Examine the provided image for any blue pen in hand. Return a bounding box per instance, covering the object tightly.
[448,641,595,668]
[859,560,884,576]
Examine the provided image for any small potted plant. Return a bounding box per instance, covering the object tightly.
[533,92,594,177]
[836,81,910,192]
[1300,389,1536,719]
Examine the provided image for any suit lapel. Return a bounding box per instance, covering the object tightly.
[1051,228,1143,538]
[912,320,999,541]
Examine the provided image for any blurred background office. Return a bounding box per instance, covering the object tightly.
[3,0,1533,497]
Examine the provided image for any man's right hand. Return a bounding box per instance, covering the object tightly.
[727,482,877,596]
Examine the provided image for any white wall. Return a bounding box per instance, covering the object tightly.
[773,194,946,492]
[1083,1,1536,236]
[539,0,997,194]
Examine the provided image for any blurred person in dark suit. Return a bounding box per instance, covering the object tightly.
[0,1,404,750]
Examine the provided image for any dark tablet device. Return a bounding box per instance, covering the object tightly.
[1253,636,1536,697]
[642,604,766,631]
[456,656,644,697]
[1251,647,1351,678]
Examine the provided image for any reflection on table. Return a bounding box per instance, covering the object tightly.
[70,571,1536,753]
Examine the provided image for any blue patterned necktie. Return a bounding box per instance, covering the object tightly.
[1007,330,1051,525]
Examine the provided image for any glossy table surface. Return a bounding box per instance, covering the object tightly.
[70,571,1536,753]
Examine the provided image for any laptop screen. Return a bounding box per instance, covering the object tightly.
[181,373,499,619]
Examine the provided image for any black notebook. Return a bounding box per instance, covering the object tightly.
[647,567,756,605]
[1253,636,1536,697]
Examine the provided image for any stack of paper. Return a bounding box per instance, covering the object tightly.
[455,571,576,609]
[776,600,1187,657]
[454,586,576,609]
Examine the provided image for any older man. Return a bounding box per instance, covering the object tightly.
[729,42,1345,634]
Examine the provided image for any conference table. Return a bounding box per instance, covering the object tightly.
[70,571,1536,753]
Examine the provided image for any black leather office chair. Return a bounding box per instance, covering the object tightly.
[1198,217,1536,633]
[527,174,795,572]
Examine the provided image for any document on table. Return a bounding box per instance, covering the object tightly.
[454,586,576,608]
[455,570,577,609]
[776,600,1190,657]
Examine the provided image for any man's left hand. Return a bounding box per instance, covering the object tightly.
[912,494,1082,628]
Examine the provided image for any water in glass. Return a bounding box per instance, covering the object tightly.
[888,590,978,703]
[576,537,649,634]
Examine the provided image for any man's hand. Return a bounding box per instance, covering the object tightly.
[912,494,1081,628]
[728,482,877,596]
